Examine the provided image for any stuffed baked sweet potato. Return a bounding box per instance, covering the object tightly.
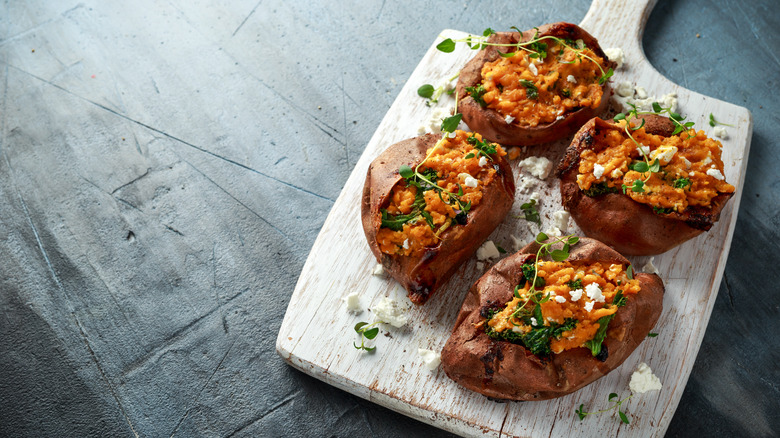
[361,130,515,304]
[558,116,736,255]
[441,237,663,401]
[456,22,616,146]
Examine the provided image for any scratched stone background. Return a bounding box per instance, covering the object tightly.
[0,0,777,437]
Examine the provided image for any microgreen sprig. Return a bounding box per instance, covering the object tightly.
[436,27,613,85]
[353,321,380,352]
[417,72,460,106]
[708,113,734,128]
[614,101,695,194]
[576,393,634,424]
[518,199,541,226]
[528,232,580,294]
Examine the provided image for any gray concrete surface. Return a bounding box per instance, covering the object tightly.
[0,0,777,437]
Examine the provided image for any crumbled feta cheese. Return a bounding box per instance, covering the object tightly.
[635,86,648,99]
[529,191,540,202]
[478,156,488,167]
[642,257,659,275]
[505,114,515,124]
[552,211,570,233]
[530,317,538,326]
[585,283,605,303]
[603,47,624,69]
[554,295,567,303]
[584,301,595,312]
[714,126,728,139]
[344,292,363,314]
[518,156,553,179]
[650,145,678,166]
[555,115,564,121]
[636,144,650,157]
[593,163,605,179]
[615,81,633,97]
[629,362,663,394]
[447,131,456,138]
[569,288,583,302]
[417,107,453,134]
[611,168,624,178]
[372,264,385,276]
[567,74,577,84]
[418,348,441,370]
[373,297,408,328]
[702,156,712,166]
[681,156,692,170]
[528,62,538,76]
[402,239,409,249]
[476,240,501,261]
[706,168,725,180]
[464,175,479,188]
[476,261,484,270]
[510,234,524,252]
[660,92,678,113]
[515,177,533,194]
[545,226,563,237]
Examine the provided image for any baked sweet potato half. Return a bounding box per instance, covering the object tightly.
[456,22,616,146]
[361,131,515,304]
[558,116,736,255]
[441,237,663,401]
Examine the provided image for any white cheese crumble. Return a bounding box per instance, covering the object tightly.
[642,257,659,275]
[569,288,583,302]
[402,239,409,249]
[510,234,524,252]
[545,226,563,237]
[530,317,538,326]
[373,297,408,328]
[615,81,633,97]
[344,292,363,314]
[585,283,605,303]
[417,107,452,135]
[518,156,553,179]
[650,145,678,166]
[593,163,605,179]
[611,168,624,179]
[464,175,479,188]
[584,301,595,312]
[418,348,441,370]
[603,47,625,69]
[554,295,567,303]
[702,156,712,166]
[714,126,728,139]
[552,210,571,233]
[635,86,648,99]
[636,144,650,157]
[681,156,692,170]
[567,74,577,84]
[476,240,501,261]
[528,62,538,76]
[447,131,457,138]
[706,168,725,181]
[372,264,385,277]
[629,362,663,394]
[555,115,564,121]
[478,156,488,167]
[529,191,540,202]
[505,114,515,124]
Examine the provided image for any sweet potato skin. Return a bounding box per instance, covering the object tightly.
[361,134,515,304]
[558,116,734,256]
[441,237,663,401]
[456,22,616,146]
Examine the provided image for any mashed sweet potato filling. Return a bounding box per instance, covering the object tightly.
[480,41,608,127]
[377,131,506,256]
[487,261,639,354]
[576,122,735,212]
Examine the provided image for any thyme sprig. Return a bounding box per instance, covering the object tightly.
[417,72,460,105]
[576,393,634,424]
[614,102,695,194]
[436,27,613,85]
[708,113,734,128]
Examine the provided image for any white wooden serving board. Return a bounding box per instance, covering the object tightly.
[276,0,752,436]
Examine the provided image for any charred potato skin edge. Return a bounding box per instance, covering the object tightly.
[557,116,735,256]
[456,22,617,146]
[440,237,664,401]
[361,133,516,304]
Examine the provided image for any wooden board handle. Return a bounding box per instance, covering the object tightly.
[580,0,657,58]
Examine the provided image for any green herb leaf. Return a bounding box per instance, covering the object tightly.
[613,290,627,307]
[584,314,615,356]
[519,199,542,225]
[673,177,692,189]
[567,279,583,290]
[598,68,614,85]
[363,327,379,339]
[496,244,507,254]
[576,404,587,421]
[436,38,456,53]
[536,232,548,243]
[465,84,488,107]
[519,79,538,100]
[483,28,495,37]
[551,249,568,262]
[614,113,626,121]
[619,411,630,424]
[631,179,645,193]
[464,153,475,159]
[399,165,414,179]
[417,84,434,99]
[583,182,619,197]
[652,102,662,113]
[609,393,618,402]
[647,332,659,338]
[354,322,368,332]
[626,264,634,280]
[648,158,661,173]
[441,114,462,133]
[568,236,579,245]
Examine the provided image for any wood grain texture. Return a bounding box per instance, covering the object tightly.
[276,0,753,436]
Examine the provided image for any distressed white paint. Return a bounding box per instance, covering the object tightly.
[276,0,753,436]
